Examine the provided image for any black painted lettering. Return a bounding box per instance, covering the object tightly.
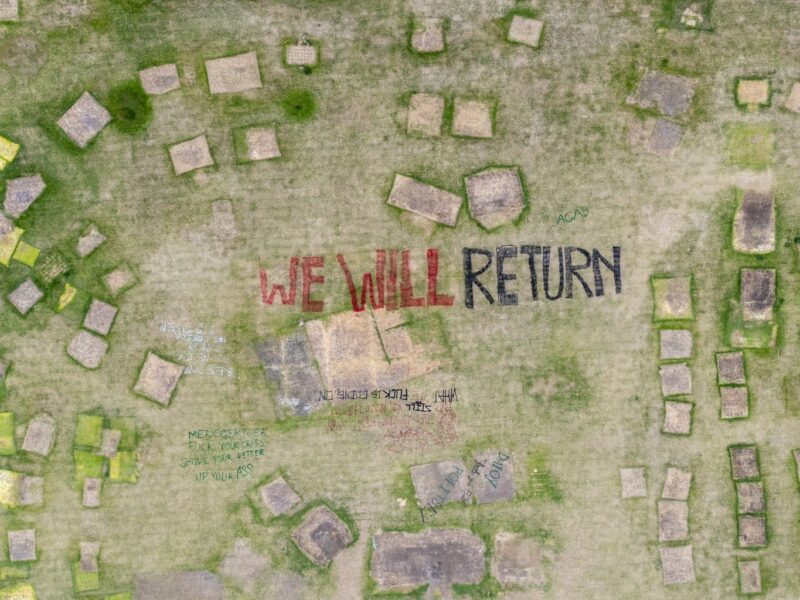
[463,248,494,308]
[520,245,541,301]
[542,247,564,301]
[496,245,518,306]
[592,247,622,296]
[565,246,594,299]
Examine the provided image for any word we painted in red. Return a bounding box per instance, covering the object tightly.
[259,248,453,313]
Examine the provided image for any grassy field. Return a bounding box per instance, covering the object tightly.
[1,0,800,598]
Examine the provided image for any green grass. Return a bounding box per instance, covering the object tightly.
[72,562,101,594]
[108,451,138,483]
[106,80,152,134]
[12,241,40,268]
[74,449,106,485]
[0,566,29,582]
[53,283,91,323]
[724,299,778,349]
[726,123,775,170]
[280,89,317,122]
[74,414,104,449]
[0,582,36,600]
[0,412,15,456]
[108,417,137,450]
[522,354,591,412]
[451,575,502,599]
[525,448,564,502]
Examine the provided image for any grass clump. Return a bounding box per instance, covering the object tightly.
[107,80,152,134]
[280,89,317,122]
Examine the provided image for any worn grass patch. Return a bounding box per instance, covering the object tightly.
[726,123,775,170]
[522,355,591,411]
[525,448,564,502]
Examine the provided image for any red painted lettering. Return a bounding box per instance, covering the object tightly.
[259,257,298,305]
[426,248,454,306]
[301,256,325,312]
[337,251,386,312]
[400,250,425,308]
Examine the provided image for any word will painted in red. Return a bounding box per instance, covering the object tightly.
[259,248,452,313]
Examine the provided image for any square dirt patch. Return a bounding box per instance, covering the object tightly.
[133,352,184,406]
[407,93,444,137]
[0,0,18,20]
[139,63,180,95]
[256,332,323,417]
[720,386,748,419]
[471,450,514,504]
[648,119,683,157]
[738,559,761,594]
[82,299,118,336]
[465,167,525,230]
[733,190,775,254]
[134,571,223,600]
[19,475,43,507]
[8,529,35,561]
[169,135,214,175]
[22,414,56,456]
[387,175,462,226]
[662,467,691,500]
[98,429,121,458]
[67,331,108,369]
[652,276,693,320]
[258,476,302,517]
[82,477,102,508]
[244,127,280,161]
[102,264,136,296]
[57,92,112,148]
[285,44,318,66]
[371,528,485,590]
[736,79,770,106]
[4,174,46,219]
[492,531,547,587]
[411,18,445,53]
[658,500,689,542]
[663,400,692,435]
[736,481,765,514]
[660,545,694,585]
[730,446,759,480]
[784,82,800,113]
[8,278,43,316]
[659,329,692,359]
[620,467,646,498]
[659,363,692,397]
[452,99,493,138]
[738,515,767,548]
[627,70,696,117]
[507,15,543,48]
[76,224,106,258]
[717,352,746,385]
[741,268,775,322]
[291,505,353,566]
[205,51,262,94]
[79,541,100,572]
[410,459,468,507]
